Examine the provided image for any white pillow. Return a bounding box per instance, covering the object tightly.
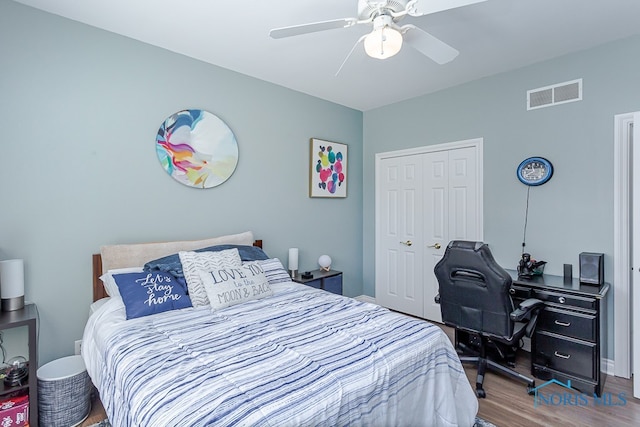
[99,267,144,297]
[199,263,273,310]
[179,248,242,307]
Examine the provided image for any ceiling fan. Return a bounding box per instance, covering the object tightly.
[269,0,487,74]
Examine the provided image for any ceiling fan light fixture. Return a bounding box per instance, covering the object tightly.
[364,25,403,59]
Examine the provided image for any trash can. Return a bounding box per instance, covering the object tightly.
[37,355,92,427]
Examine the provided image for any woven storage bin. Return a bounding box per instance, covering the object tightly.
[37,355,91,427]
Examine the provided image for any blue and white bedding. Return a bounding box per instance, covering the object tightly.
[83,281,477,427]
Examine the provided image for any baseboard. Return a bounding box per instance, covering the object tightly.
[602,357,614,376]
[354,295,376,304]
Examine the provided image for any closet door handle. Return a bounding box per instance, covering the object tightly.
[400,240,413,246]
[427,243,442,249]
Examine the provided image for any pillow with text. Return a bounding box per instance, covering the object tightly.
[114,271,192,319]
[199,262,273,310]
[179,248,242,307]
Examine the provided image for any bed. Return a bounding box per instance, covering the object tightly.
[82,231,478,426]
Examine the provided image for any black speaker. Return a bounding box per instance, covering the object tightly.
[563,264,572,283]
[579,252,604,286]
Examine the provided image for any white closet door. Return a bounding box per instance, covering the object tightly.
[423,146,480,322]
[375,140,483,321]
[376,155,424,317]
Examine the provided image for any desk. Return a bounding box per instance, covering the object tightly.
[507,270,609,396]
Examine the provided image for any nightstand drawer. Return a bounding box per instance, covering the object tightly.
[305,279,322,289]
[537,307,596,342]
[534,331,596,380]
[323,275,342,294]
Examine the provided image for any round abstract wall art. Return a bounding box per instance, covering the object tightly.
[156,109,239,188]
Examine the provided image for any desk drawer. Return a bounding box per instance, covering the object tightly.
[510,285,533,300]
[534,331,596,380]
[532,289,596,310]
[538,307,596,342]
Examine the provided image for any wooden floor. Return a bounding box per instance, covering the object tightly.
[80,393,106,427]
[437,324,640,427]
[79,324,640,426]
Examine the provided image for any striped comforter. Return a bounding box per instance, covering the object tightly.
[83,282,477,426]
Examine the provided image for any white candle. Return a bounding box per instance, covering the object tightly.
[288,248,299,271]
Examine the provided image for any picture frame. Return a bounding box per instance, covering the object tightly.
[309,138,348,198]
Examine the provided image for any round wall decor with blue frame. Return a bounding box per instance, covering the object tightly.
[516,157,553,186]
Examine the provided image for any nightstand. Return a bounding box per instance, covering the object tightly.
[0,304,38,426]
[293,269,342,295]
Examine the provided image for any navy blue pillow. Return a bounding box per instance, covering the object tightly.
[143,245,269,287]
[113,271,192,319]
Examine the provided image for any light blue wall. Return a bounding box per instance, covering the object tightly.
[3,0,638,366]
[0,1,363,365]
[362,35,640,359]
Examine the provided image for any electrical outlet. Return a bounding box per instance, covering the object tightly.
[75,340,82,355]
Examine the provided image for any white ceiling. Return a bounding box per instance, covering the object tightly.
[12,0,640,111]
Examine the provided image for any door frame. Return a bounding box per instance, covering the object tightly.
[613,111,639,386]
[374,138,484,309]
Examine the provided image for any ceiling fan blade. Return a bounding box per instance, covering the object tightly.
[269,18,357,39]
[335,35,367,77]
[407,0,487,17]
[401,25,459,64]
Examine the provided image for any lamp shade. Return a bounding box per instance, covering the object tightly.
[0,259,25,311]
[288,248,299,277]
[364,26,403,59]
[318,255,332,271]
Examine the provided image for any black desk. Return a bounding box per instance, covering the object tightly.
[507,270,609,396]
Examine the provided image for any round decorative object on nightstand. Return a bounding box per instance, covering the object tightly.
[3,356,28,386]
[318,255,332,271]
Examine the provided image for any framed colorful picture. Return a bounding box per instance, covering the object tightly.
[309,138,348,198]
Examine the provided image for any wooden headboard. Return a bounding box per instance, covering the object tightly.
[92,239,263,302]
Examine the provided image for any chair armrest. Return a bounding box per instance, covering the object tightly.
[510,298,544,322]
[434,293,440,304]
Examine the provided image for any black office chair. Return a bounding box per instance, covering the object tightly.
[434,240,544,398]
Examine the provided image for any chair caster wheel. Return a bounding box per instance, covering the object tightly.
[476,388,486,398]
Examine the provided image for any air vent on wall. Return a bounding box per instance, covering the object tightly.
[527,79,582,110]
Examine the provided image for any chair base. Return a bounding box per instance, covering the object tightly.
[455,328,520,368]
[459,355,536,398]
[456,338,517,368]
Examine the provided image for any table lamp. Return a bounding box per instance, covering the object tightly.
[288,248,298,278]
[318,255,332,272]
[0,259,25,311]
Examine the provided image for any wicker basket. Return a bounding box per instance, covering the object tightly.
[37,355,91,427]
